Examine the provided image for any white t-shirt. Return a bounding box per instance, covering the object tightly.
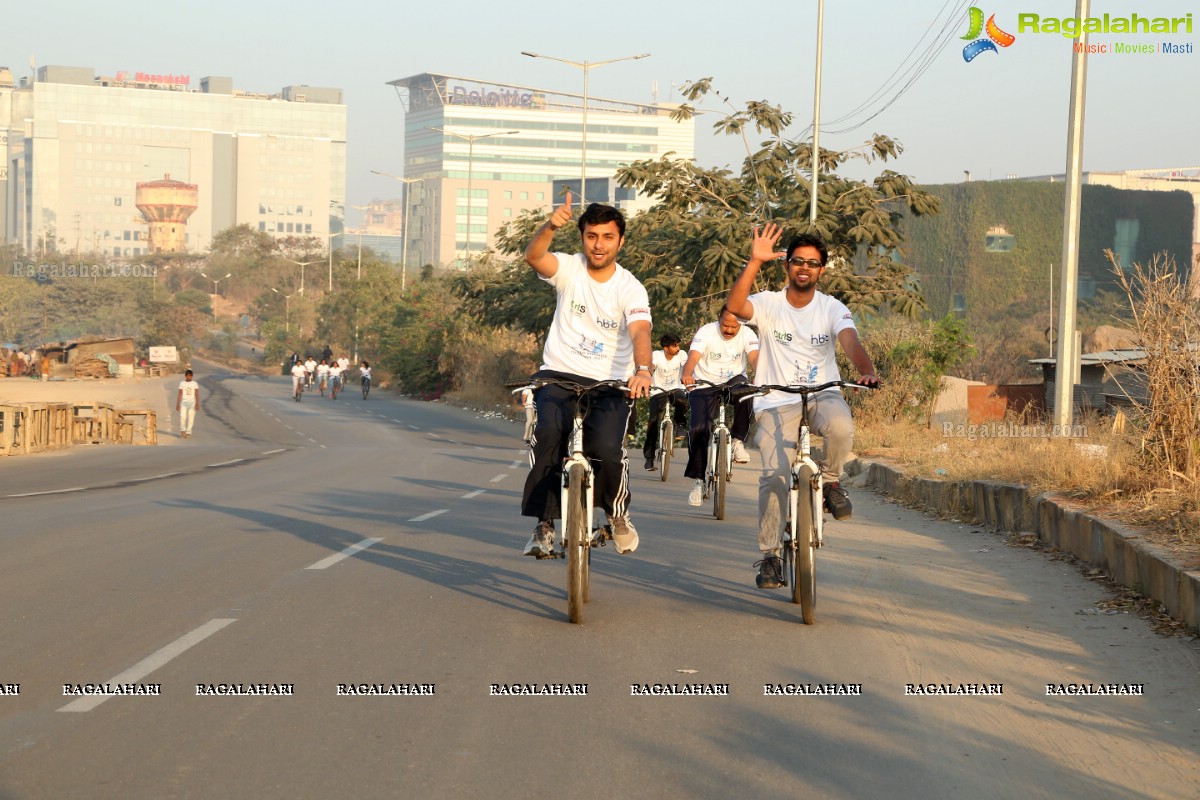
[178,379,199,403]
[689,322,759,384]
[329,364,344,380]
[304,358,316,374]
[539,253,652,381]
[290,364,307,383]
[746,290,856,412]
[338,357,349,373]
[651,349,685,391]
[317,363,330,378]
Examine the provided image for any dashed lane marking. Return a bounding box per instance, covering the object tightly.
[306,537,384,570]
[461,489,487,499]
[408,509,448,523]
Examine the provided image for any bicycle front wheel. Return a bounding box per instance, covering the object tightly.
[794,465,817,622]
[713,428,729,519]
[659,418,673,482]
[565,463,588,624]
[362,381,369,399]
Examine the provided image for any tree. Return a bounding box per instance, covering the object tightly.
[465,81,940,340]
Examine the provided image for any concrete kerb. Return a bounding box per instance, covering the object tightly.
[848,459,1200,633]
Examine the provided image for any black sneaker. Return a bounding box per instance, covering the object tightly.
[823,482,852,520]
[644,457,655,471]
[754,555,783,589]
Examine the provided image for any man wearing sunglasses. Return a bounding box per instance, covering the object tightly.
[726,224,880,590]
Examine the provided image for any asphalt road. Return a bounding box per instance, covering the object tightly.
[1,364,1197,799]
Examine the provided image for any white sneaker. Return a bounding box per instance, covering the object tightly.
[732,439,750,463]
[688,479,704,506]
[523,520,556,558]
[608,515,639,554]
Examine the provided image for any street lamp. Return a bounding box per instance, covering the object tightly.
[199,271,231,321]
[281,258,320,296]
[271,287,294,334]
[428,128,519,265]
[200,271,231,294]
[371,170,426,291]
[347,203,370,280]
[521,51,650,209]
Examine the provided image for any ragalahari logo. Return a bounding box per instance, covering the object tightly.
[962,7,1016,61]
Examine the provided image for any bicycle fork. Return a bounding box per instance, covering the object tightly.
[793,425,825,548]
[559,413,595,550]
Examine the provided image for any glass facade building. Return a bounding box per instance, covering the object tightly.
[0,66,346,258]
[386,73,695,268]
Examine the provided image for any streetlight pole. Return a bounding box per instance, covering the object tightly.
[521,51,650,209]
[428,128,519,265]
[271,288,294,334]
[199,271,231,321]
[371,170,426,292]
[347,203,370,280]
[809,0,824,225]
[282,258,320,296]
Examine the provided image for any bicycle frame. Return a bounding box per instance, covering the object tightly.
[559,407,596,551]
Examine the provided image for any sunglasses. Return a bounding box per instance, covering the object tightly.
[786,257,823,268]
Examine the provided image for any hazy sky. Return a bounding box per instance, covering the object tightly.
[7,0,1197,225]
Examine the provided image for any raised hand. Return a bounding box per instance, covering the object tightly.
[750,222,786,264]
[548,189,574,231]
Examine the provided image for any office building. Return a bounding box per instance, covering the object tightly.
[0,64,346,258]
[385,72,695,268]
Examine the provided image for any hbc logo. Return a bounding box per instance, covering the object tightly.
[811,333,830,346]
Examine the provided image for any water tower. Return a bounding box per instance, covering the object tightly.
[135,174,198,253]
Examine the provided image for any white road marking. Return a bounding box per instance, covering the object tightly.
[510,460,524,469]
[8,487,85,498]
[307,438,317,443]
[306,537,384,570]
[405,424,418,429]
[58,618,236,713]
[261,448,287,455]
[409,509,448,522]
[461,489,486,499]
[207,459,245,468]
[489,474,508,483]
[130,473,182,482]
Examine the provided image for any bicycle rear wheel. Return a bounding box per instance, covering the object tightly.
[565,463,588,624]
[713,428,729,519]
[659,418,673,482]
[794,464,817,623]
[362,380,369,399]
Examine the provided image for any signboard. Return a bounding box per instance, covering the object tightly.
[149,346,179,363]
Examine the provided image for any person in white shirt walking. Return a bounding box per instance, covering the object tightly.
[642,333,688,471]
[681,309,759,505]
[176,369,200,437]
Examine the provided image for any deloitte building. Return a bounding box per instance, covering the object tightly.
[0,65,346,258]
[386,72,695,268]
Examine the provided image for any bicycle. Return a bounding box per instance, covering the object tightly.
[740,380,875,623]
[361,374,371,400]
[330,375,341,400]
[691,379,745,520]
[649,387,685,483]
[293,378,303,403]
[507,376,629,624]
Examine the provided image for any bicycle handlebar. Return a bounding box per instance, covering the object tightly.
[738,380,880,402]
[507,377,631,396]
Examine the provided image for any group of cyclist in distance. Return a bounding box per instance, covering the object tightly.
[289,352,372,401]
[520,190,879,590]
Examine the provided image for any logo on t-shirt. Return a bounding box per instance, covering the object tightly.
[595,316,619,330]
[811,333,830,345]
[570,301,587,317]
[773,331,793,344]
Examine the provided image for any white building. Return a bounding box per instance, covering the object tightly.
[385,72,695,268]
[0,65,346,258]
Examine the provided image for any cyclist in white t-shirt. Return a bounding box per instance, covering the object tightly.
[304,356,317,388]
[727,226,879,590]
[316,359,330,396]
[641,333,688,471]
[520,190,653,559]
[681,308,760,505]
